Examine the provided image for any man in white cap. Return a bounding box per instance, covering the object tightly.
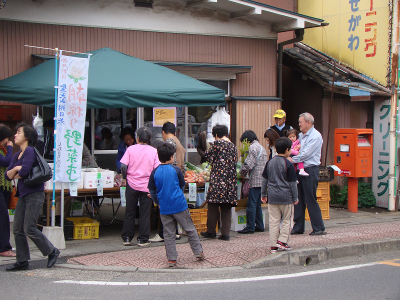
[270,110,292,137]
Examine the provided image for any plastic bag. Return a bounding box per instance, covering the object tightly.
[32,112,44,142]
[207,107,230,143]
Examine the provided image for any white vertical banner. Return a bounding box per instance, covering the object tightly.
[372,99,391,208]
[55,54,90,183]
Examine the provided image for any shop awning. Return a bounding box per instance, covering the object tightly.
[0,47,226,109]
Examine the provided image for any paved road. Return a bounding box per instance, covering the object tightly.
[1,251,400,299]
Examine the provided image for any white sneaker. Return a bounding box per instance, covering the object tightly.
[149,234,164,242]
[299,169,309,176]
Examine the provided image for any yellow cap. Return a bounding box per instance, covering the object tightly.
[273,109,286,118]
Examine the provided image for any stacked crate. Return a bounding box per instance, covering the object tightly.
[305,182,330,220]
[189,209,218,235]
[66,217,100,239]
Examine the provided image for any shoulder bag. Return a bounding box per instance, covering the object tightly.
[24,147,53,187]
[242,146,263,197]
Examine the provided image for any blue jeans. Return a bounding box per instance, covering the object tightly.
[246,187,264,231]
[13,191,54,263]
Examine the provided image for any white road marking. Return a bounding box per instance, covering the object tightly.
[53,263,377,286]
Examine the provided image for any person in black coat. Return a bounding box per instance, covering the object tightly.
[270,110,291,137]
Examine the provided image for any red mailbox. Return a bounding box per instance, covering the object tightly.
[334,128,373,213]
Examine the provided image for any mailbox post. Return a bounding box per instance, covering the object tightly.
[334,129,373,213]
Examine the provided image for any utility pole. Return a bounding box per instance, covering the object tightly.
[388,0,399,211]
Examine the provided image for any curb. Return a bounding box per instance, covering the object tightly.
[242,237,400,269]
[56,237,400,273]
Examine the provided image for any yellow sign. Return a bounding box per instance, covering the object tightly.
[299,0,390,86]
[153,107,176,127]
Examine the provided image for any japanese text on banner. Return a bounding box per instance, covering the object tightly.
[55,54,90,182]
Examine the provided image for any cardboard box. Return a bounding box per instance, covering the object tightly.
[44,164,84,190]
[70,199,84,217]
[44,176,84,190]
[82,169,114,189]
[230,201,267,231]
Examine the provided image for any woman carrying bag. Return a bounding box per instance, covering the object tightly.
[0,125,16,257]
[5,123,59,271]
[238,130,268,234]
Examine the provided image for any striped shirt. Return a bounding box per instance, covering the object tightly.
[239,141,268,188]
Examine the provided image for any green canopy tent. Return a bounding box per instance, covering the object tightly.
[0,47,225,108]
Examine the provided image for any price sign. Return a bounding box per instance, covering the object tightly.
[96,172,103,196]
[69,182,77,197]
[204,182,209,199]
[189,183,197,202]
[120,187,126,207]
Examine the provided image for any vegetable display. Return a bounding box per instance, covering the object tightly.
[184,162,211,183]
[240,139,251,163]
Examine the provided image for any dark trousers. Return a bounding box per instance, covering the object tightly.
[246,187,264,231]
[121,184,152,242]
[293,166,325,233]
[13,191,54,263]
[207,203,232,236]
[0,189,12,253]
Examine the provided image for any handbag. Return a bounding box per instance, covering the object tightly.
[24,147,53,187]
[242,146,263,197]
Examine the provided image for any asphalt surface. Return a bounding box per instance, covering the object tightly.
[1,201,400,272]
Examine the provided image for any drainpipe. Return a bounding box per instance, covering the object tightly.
[389,0,400,211]
[278,29,304,99]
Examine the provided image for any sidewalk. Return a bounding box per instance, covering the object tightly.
[2,202,400,271]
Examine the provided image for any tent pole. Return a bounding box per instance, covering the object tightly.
[51,49,60,227]
[60,182,64,228]
[91,109,95,155]
[138,107,144,128]
[184,107,188,162]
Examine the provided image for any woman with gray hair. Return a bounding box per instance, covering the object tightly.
[120,127,160,246]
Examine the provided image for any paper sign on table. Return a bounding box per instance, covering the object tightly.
[120,187,126,207]
[204,182,209,199]
[96,172,103,196]
[189,183,197,202]
[328,165,341,172]
[69,182,77,197]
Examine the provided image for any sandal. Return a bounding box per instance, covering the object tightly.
[0,250,16,257]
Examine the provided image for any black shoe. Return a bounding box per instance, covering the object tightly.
[6,261,29,271]
[200,232,216,239]
[309,230,327,236]
[218,235,230,241]
[254,228,265,232]
[47,248,60,268]
[122,237,131,246]
[238,228,254,234]
[291,230,304,235]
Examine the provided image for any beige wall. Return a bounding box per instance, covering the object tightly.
[0,20,277,98]
[0,20,279,141]
[232,100,281,153]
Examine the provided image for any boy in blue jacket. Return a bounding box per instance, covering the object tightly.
[148,143,204,267]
